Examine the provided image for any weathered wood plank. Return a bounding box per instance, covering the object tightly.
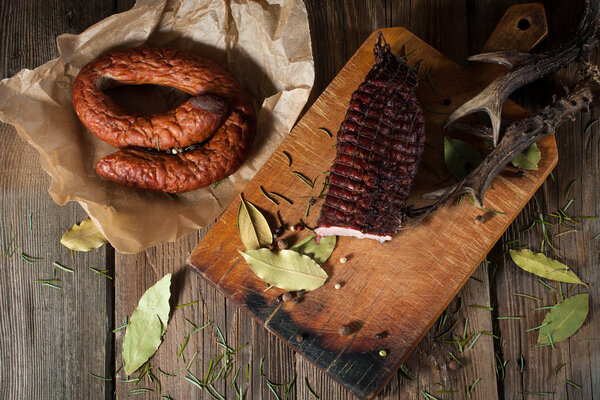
[486,1,600,399]
[0,1,116,399]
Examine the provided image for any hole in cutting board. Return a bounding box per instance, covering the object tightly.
[517,18,531,31]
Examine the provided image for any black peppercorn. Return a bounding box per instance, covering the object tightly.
[517,170,524,178]
[274,225,285,238]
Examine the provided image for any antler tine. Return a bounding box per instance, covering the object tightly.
[444,89,503,145]
[467,51,534,69]
[445,0,600,146]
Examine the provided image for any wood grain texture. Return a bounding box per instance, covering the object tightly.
[0,1,116,399]
[2,1,599,400]
[188,7,556,397]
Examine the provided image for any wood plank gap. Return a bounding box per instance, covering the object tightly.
[105,244,116,400]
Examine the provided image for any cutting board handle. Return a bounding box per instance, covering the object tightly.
[482,3,548,53]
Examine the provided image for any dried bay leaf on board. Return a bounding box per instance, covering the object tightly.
[122,273,172,375]
[290,234,336,264]
[511,143,541,170]
[443,137,482,180]
[538,294,589,344]
[239,249,328,291]
[509,249,587,286]
[237,197,273,251]
[60,218,108,252]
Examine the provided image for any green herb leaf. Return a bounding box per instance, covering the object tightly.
[511,143,541,170]
[239,249,328,291]
[237,197,272,250]
[60,218,108,252]
[443,137,482,180]
[509,249,587,286]
[538,294,589,345]
[122,274,172,375]
[290,234,336,264]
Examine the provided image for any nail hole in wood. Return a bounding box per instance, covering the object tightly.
[517,18,531,31]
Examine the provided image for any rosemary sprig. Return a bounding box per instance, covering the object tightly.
[4,233,17,257]
[53,261,74,273]
[213,179,225,189]
[554,362,567,375]
[470,304,493,311]
[423,66,438,94]
[291,171,314,188]
[282,151,292,167]
[318,127,332,138]
[178,334,190,358]
[156,138,160,152]
[176,300,199,309]
[512,292,541,301]
[497,316,521,320]
[305,197,315,217]
[399,364,415,380]
[566,379,581,389]
[466,332,482,350]
[113,318,128,333]
[269,191,293,205]
[521,390,553,395]
[128,387,154,396]
[89,267,113,280]
[526,322,549,332]
[35,279,62,290]
[480,330,499,339]
[467,378,481,400]
[21,253,44,263]
[305,377,319,399]
[28,214,32,231]
[520,355,525,373]
[88,371,112,381]
[259,186,278,205]
[565,179,578,199]
[421,391,440,400]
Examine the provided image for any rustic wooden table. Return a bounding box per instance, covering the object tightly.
[1,1,598,399]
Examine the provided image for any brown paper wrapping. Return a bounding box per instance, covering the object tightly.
[0,0,314,253]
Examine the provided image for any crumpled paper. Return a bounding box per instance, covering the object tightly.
[0,0,314,253]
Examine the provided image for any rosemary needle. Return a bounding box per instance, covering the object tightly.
[305,377,320,399]
[291,171,314,188]
[176,300,199,309]
[89,267,113,280]
[269,191,293,205]
[53,261,74,273]
[317,127,332,138]
[88,371,112,381]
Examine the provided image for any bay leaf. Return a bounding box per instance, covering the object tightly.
[538,294,589,344]
[444,137,482,180]
[60,218,108,251]
[239,249,328,291]
[511,143,541,170]
[237,197,272,250]
[122,273,172,375]
[509,249,587,286]
[290,234,336,264]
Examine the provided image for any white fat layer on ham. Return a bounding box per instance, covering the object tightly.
[313,226,392,244]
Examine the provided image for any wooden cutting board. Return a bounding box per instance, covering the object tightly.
[188,4,555,399]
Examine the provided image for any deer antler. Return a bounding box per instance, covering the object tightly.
[416,0,600,217]
[444,0,600,146]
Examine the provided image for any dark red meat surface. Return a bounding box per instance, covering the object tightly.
[314,34,425,242]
